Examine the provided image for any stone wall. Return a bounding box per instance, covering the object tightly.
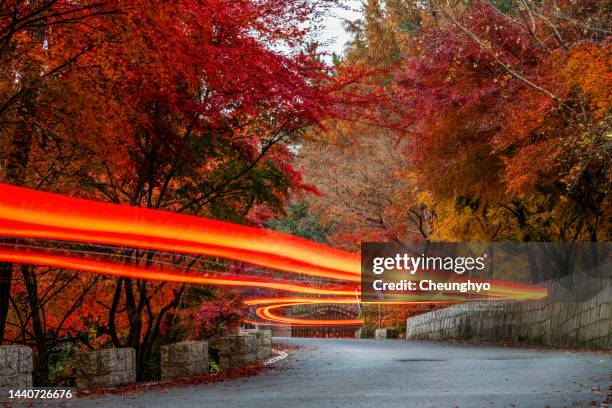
[246,330,272,361]
[406,283,612,349]
[76,348,136,390]
[0,346,32,391]
[218,334,257,370]
[161,341,208,380]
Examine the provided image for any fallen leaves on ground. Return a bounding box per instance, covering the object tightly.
[272,343,306,353]
[78,363,272,399]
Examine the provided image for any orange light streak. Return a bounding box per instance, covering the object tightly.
[0,248,357,296]
[257,303,363,326]
[0,220,360,282]
[0,184,360,280]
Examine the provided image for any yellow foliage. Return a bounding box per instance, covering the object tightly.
[563,44,612,119]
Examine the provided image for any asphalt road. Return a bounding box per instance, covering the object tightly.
[75,338,611,408]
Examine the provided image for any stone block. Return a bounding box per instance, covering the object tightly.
[218,335,258,370]
[161,341,208,380]
[76,348,135,390]
[0,346,33,395]
[76,350,98,375]
[220,335,256,354]
[375,328,400,339]
[246,330,272,361]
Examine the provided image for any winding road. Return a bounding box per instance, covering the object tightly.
[78,338,611,408]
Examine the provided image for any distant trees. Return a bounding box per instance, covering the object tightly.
[298,0,436,249]
[268,201,331,244]
[299,0,610,256]
[394,0,610,245]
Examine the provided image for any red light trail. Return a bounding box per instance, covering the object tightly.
[0,184,360,281]
[0,248,358,296]
[0,183,547,326]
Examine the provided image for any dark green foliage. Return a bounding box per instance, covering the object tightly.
[268,201,331,243]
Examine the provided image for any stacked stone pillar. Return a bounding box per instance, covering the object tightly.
[161,341,208,380]
[0,346,33,391]
[72,330,275,390]
[218,334,257,370]
[246,330,272,361]
[374,328,400,339]
[76,348,136,390]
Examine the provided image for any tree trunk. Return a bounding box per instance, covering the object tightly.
[0,261,14,344]
[21,265,49,385]
[0,107,34,343]
[0,3,44,342]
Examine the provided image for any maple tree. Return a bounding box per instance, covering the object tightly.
[293,0,439,328]
[63,0,336,381]
[299,122,432,250]
[295,0,609,330]
[301,0,609,275]
[393,0,610,251]
[190,293,249,340]
[7,264,105,385]
[1,0,348,384]
[0,0,122,348]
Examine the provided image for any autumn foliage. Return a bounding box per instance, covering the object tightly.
[190,294,250,340]
[0,0,609,386]
[301,0,610,248]
[0,0,346,385]
[295,0,609,328]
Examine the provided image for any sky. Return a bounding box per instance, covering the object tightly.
[317,0,364,57]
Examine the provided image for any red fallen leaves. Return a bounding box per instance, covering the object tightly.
[270,343,306,353]
[78,362,273,399]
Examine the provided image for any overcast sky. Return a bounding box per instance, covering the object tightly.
[317,0,363,57]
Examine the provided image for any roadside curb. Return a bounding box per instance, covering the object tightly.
[264,349,289,365]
